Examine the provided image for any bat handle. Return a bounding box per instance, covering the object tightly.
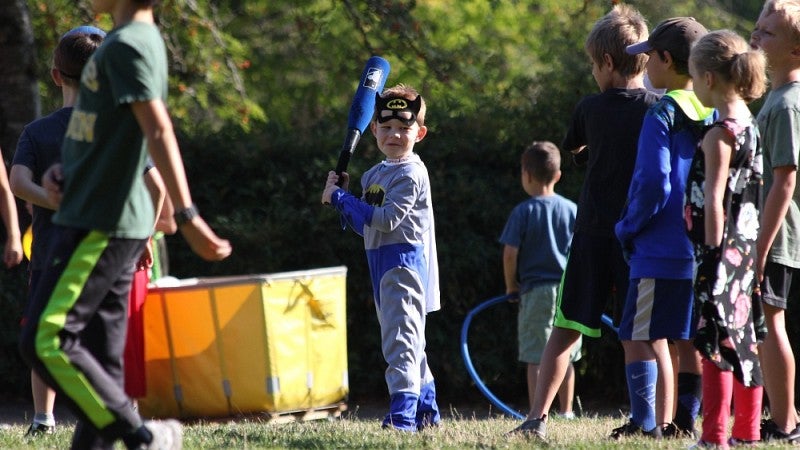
[334,128,362,186]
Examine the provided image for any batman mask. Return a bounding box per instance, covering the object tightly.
[375,94,421,126]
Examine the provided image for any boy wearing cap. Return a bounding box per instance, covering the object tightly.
[614,17,713,438]
[322,84,441,432]
[751,0,800,442]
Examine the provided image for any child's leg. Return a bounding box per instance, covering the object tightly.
[557,362,575,416]
[653,338,674,430]
[377,267,426,431]
[701,359,733,445]
[731,378,763,442]
[674,340,702,433]
[416,325,440,429]
[622,340,658,432]
[527,326,581,420]
[527,363,540,413]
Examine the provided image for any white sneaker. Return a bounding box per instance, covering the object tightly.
[143,419,183,450]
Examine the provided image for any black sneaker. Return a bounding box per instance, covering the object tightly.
[760,419,800,442]
[609,419,661,440]
[507,416,547,440]
[25,422,54,436]
[663,422,698,439]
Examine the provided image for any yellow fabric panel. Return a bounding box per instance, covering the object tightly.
[138,267,349,419]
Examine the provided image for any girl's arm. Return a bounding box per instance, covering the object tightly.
[702,127,733,247]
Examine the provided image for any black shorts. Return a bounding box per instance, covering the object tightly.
[761,261,800,310]
[554,230,629,337]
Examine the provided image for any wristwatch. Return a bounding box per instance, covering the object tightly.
[174,204,199,226]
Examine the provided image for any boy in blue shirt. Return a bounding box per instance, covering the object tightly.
[500,141,580,420]
[615,16,713,438]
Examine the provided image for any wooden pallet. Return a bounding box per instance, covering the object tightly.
[262,402,348,424]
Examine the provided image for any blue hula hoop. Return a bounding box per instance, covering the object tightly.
[460,293,618,420]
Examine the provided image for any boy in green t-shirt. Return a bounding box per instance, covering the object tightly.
[17,1,231,449]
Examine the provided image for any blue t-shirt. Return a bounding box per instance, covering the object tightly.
[499,194,576,292]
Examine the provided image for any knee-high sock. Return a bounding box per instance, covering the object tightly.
[625,360,657,432]
[701,359,732,445]
[674,372,702,430]
[731,379,762,442]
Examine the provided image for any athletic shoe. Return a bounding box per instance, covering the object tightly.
[143,419,183,450]
[609,419,661,440]
[552,411,576,420]
[760,419,800,443]
[507,416,547,440]
[688,440,721,448]
[662,422,697,439]
[24,422,54,436]
[728,437,758,446]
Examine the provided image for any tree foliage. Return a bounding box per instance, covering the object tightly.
[1,0,775,406]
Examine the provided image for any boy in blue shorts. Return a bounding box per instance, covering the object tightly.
[509,4,659,438]
[500,141,580,419]
[615,16,712,438]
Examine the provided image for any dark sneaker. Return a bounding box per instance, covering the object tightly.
[24,422,54,436]
[507,416,547,440]
[760,419,800,443]
[662,422,698,439]
[609,419,661,440]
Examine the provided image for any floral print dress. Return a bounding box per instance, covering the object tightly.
[684,117,766,387]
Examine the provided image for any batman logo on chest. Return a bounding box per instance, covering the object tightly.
[364,184,385,206]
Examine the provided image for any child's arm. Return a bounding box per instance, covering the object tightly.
[9,165,58,211]
[0,151,22,268]
[757,166,796,276]
[502,244,520,296]
[132,99,231,262]
[615,114,671,244]
[323,171,372,236]
[702,127,733,247]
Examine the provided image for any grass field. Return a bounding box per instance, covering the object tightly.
[1,406,798,449]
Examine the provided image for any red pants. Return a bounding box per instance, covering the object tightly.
[701,358,762,444]
[124,268,149,398]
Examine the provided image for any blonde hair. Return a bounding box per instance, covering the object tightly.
[585,4,649,77]
[379,84,427,126]
[690,30,767,103]
[522,141,561,184]
[763,0,800,43]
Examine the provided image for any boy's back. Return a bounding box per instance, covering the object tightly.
[500,194,575,291]
[563,88,660,235]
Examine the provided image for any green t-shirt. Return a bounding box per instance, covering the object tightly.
[57,21,167,239]
[756,81,800,268]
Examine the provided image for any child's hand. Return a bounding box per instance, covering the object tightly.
[178,216,232,261]
[4,238,22,268]
[321,171,349,205]
[42,164,64,209]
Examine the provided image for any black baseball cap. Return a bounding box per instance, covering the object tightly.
[626,17,708,63]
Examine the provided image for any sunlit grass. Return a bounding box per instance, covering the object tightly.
[1,407,797,449]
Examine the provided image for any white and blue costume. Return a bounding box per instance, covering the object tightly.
[330,152,441,431]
